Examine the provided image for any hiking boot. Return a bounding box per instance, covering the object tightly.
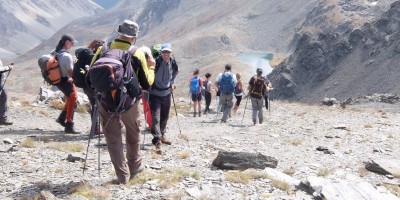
[161,136,172,145]
[193,112,196,117]
[65,122,78,134]
[0,118,13,125]
[130,165,144,180]
[56,111,67,127]
[198,112,201,117]
[155,141,162,154]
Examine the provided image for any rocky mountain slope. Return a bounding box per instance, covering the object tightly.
[268,0,400,103]
[0,0,103,59]
[1,96,399,199]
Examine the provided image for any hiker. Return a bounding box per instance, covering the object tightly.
[0,60,13,125]
[248,68,267,125]
[264,79,273,110]
[74,39,104,136]
[190,69,203,117]
[232,72,245,114]
[149,43,179,154]
[215,64,237,123]
[91,20,154,184]
[54,34,79,133]
[138,45,155,129]
[203,73,212,114]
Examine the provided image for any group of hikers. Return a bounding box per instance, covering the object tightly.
[1,19,273,184]
[189,65,273,125]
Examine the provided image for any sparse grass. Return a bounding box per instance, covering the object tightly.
[283,166,296,175]
[271,179,291,191]
[129,171,158,185]
[291,139,302,146]
[71,181,110,200]
[178,134,189,141]
[150,151,161,159]
[260,193,273,198]
[388,133,394,139]
[383,183,400,196]
[76,104,90,114]
[358,167,369,177]
[130,168,200,188]
[364,124,373,128]
[21,100,32,108]
[55,167,63,174]
[313,119,319,124]
[172,103,191,115]
[46,142,83,152]
[158,169,200,189]
[38,136,51,143]
[38,109,50,117]
[20,138,37,148]
[21,160,28,167]
[178,151,190,159]
[50,99,64,110]
[225,170,268,184]
[226,171,251,184]
[317,167,330,177]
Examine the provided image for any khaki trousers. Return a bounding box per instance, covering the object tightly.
[99,102,142,183]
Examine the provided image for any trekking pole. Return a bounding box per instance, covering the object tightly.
[97,113,101,178]
[83,98,98,175]
[171,90,183,136]
[269,89,274,115]
[241,93,250,124]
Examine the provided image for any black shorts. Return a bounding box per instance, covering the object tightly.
[191,93,202,101]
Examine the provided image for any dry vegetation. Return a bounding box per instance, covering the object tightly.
[20,138,37,148]
[129,168,200,189]
[46,142,84,152]
[71,181,111,200]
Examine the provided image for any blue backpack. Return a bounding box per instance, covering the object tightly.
[190,77,201,94]
[219,73,234,94]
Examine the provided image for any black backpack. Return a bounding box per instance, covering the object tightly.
[88,44,141,112]
[73,48,94,88]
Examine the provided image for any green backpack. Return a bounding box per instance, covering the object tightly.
[151,44,162,58]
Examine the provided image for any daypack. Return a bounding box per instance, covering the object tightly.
[250,76,266,99]
[73,48,94,88]
[190,77,201,94]
[88,44,141,112]
[38,53,62,85]
[234,82,242,95]
[219,73,235,94]
[151,43,163,59]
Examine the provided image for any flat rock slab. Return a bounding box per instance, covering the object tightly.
[365,159,400,178]
[212,151,278,170]
[305,176,399,200]
[265,167,301,186]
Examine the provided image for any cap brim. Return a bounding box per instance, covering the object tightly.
[161,48,172,52]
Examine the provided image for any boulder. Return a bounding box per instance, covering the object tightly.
[365,159,400,178]
[212,151,278,170]
[304,176,399,200]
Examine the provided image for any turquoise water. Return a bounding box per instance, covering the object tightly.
[237,52,273,75]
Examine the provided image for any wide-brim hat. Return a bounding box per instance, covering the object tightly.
[117,20,139,38]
